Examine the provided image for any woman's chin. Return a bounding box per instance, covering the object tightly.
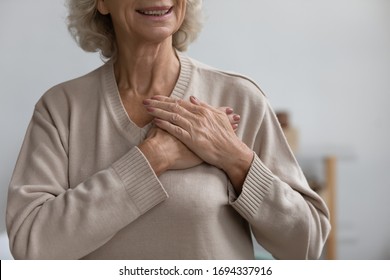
[135,29,175,46]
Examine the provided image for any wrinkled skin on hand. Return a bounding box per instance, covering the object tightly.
[143,96,253,191]
[138,99,242,176]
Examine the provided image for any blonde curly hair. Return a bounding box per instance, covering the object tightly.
[66,0,203,59]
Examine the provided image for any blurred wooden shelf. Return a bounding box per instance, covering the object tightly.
[296,154,339,259]
[295,145,356,259]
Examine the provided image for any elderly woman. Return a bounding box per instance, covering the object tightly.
[6,0,330,260]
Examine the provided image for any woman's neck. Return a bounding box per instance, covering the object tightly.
[113,39,180,98]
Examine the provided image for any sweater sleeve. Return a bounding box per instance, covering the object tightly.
[6,108,168,260]
[228,101,331,260]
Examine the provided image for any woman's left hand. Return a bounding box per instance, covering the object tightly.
[143,95,254,191]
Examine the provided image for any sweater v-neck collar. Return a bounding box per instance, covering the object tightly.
[101,51,193,144]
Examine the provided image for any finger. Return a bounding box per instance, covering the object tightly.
[157,95,201,114]
[146,106,192,131]
[227,114,240,125]
[190,96,214,111]
[150,95,177,103]
[144,96,180,109]
[153,95,224,114]
[152,95,215,116]
[146,125,157,138]
[145,97,200,116]
[189,95,201,106]
[154,118,190,143]
[226,113,240,132]
[144,98,193,117]
[151,95,198,112]
[218,106,234,115]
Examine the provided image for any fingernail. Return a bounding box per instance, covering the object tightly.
[146,107,154,112]
[143,99,151,105]
[190,96,200,105]
[190,96,198,102]
[226,108,234,114]
[233,115,241,121]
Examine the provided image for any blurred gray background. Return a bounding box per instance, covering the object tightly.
[1,0,389,259]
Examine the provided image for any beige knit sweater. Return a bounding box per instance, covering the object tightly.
[6,52,330,260]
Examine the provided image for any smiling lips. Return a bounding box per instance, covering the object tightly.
[136,6,173,17]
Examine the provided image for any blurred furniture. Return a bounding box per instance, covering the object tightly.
[275,111,352,259]
[296,154,337,259]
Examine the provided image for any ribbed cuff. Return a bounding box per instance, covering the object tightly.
[230,154,274,219]
[112,147,168,215]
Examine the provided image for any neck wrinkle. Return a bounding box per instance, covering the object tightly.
[114,39,179,97]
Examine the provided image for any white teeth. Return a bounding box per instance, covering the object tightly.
[139,9,170,16]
